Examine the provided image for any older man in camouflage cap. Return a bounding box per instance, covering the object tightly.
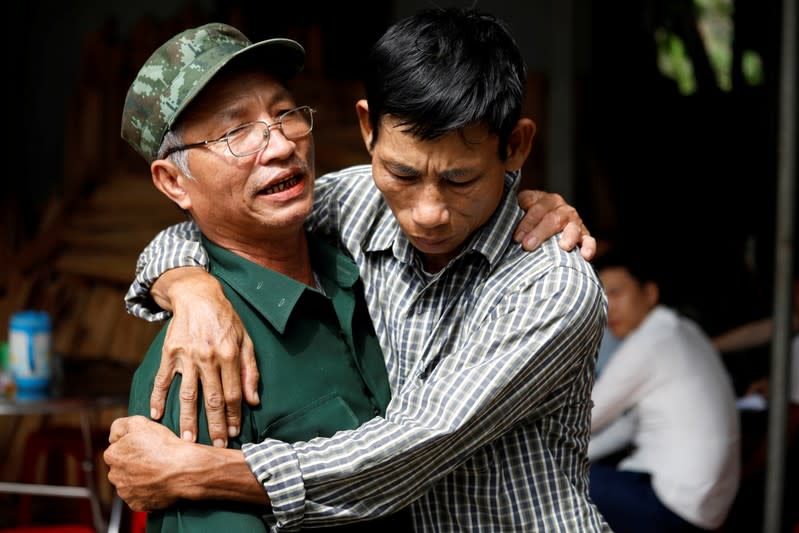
[106,22,412,532]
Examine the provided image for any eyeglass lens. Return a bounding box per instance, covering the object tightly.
[227,107,313,156]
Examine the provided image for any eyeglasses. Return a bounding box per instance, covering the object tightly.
[163,106,315,158]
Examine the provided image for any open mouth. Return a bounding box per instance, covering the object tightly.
[261,174,301,195]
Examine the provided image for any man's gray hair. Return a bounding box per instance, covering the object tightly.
[158,126,194,180]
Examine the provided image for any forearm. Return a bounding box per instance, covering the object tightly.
[712,318,774,353]
[106,415,268,512]
[180,445,268,505]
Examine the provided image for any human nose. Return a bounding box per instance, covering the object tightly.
[257,125,295,163]
[412,184,450,228]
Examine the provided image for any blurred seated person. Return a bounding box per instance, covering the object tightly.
[588,246,740,533]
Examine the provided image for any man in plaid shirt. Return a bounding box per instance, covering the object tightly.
[106,7,609,532]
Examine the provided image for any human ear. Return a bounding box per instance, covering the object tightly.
[644,281,660,308]
[355,99,375,154]
[504,118,536,171]
[151,159,192,210]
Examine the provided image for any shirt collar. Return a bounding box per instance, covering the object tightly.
[363,169,523,271]
[203,234,358,334]
[308,235,360,288]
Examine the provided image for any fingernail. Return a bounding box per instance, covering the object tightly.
[150,408,157,419]
[228,426,238,437]
[525,236,539,249]
[514,231,526,243]
[182,431,193,442]
[213,438,225,448]
[252,391,260,403]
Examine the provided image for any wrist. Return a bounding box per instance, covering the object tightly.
[180,445,266,505]
[154,267,220,312]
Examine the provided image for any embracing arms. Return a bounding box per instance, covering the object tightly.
[104,416,265,510]
[107,256,606,522]
[124,187,597,446]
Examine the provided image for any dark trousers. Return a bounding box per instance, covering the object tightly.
[589,464,711,533]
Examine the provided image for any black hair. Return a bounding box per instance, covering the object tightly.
[593,245,661,288]
[364,7,527,159]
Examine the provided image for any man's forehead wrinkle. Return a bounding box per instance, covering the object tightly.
[385,159,474,180]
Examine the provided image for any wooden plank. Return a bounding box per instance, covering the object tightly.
[66,211,185,232]
[54,252,139,285]
[59,229,177,254]
[108,310,163,365]
[53,286,90,357]
[75,286,125,359]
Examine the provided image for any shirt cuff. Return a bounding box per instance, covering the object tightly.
[126,302,172,322]
[124,280,173,322]
[243,439,306,531]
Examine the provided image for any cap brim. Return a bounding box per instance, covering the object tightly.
[231,37,305,81]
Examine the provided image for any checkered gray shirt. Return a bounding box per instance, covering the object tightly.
[126,165,610,532]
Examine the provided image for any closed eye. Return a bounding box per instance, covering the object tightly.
[446,178,476,187]
[224,123,254,139]
[384,161,420,181]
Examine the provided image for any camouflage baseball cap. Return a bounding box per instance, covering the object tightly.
[121,22,305,163]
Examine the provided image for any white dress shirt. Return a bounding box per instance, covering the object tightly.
[591,305,740,530]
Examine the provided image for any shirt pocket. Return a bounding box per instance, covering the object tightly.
[259,392,361,443]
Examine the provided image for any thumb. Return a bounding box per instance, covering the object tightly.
[108,416,132,444]
[108,415,150,443]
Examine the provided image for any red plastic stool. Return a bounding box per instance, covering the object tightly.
[15,426,106,529]
[130,511,147,533]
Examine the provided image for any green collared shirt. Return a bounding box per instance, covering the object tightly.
[129,234,393,532]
